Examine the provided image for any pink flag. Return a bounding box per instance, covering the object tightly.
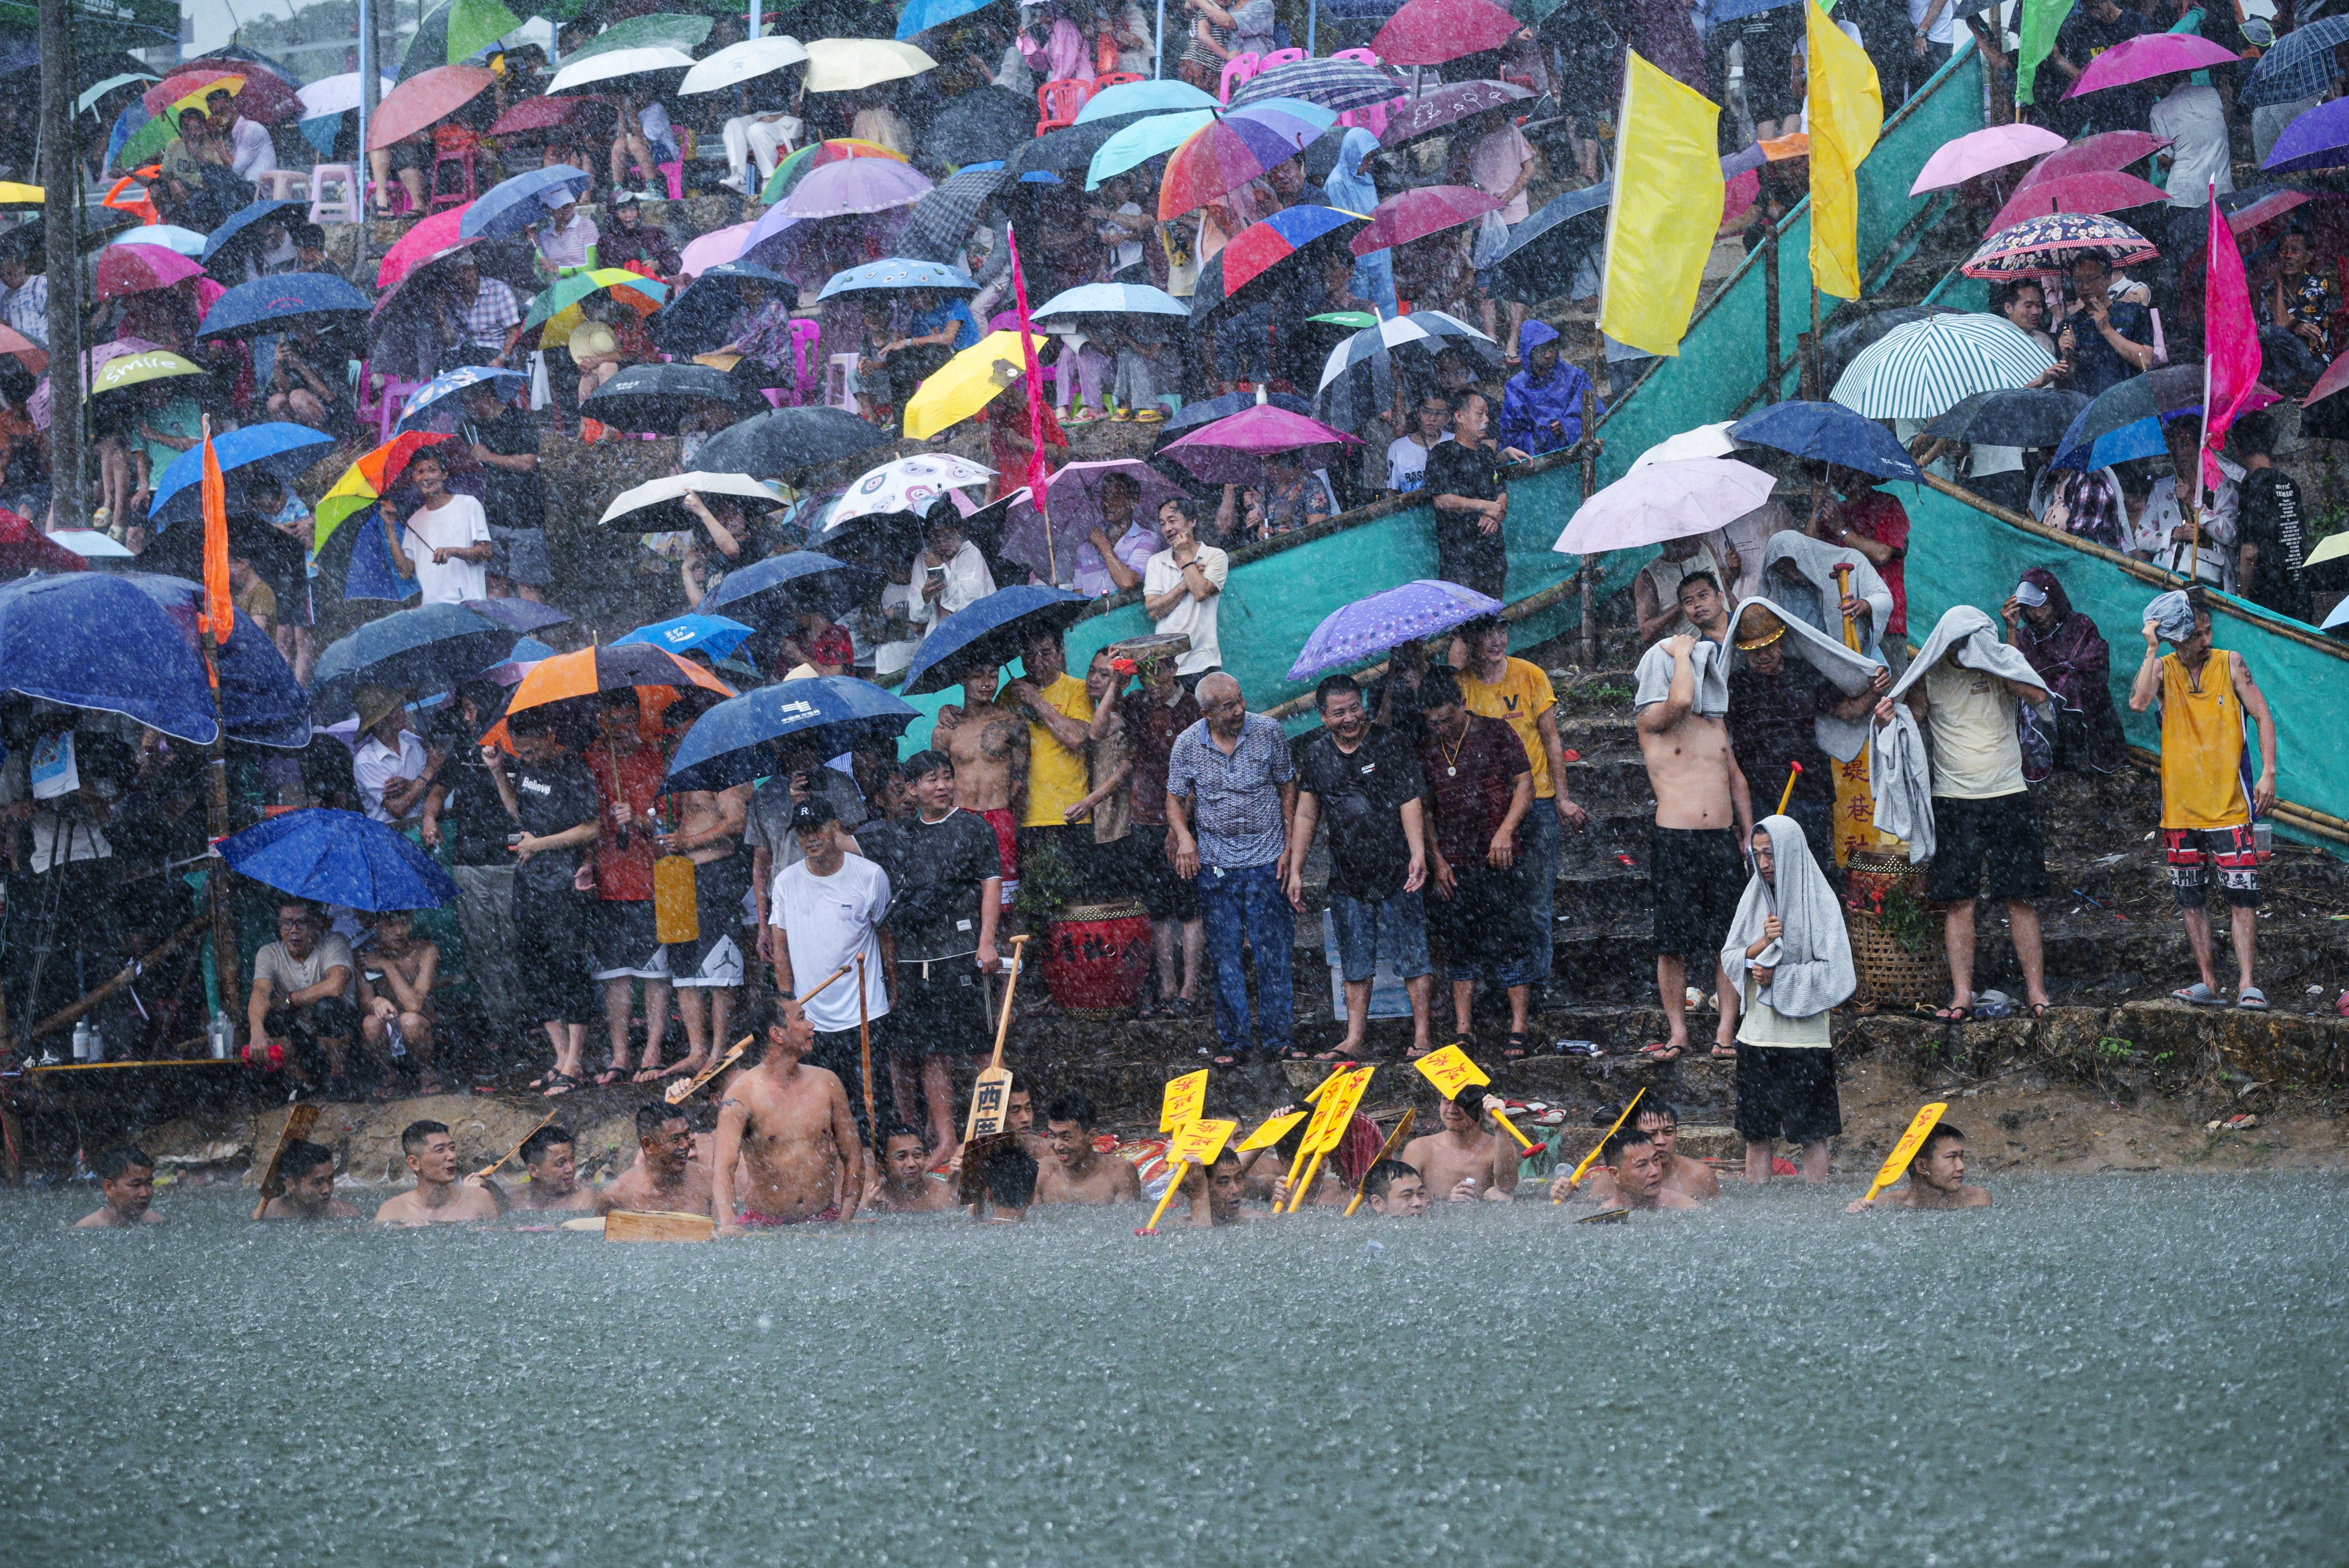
[1004,223,1050,506]
[2202,185,2262,491]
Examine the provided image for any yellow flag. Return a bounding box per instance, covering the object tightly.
[1806,0,1883,301]
[1598,53,1724,358]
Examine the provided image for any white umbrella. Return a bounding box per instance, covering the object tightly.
[1552,459,1780,555]
[681,35,810,94]
[548,45,697,95]
[800,38,936,93]
[112,224,207,257]
[599,470,788,527]
[297,72,396,119]
[1829,313,2055,421]
[1628,420,1739,470]
[828,454,994,527]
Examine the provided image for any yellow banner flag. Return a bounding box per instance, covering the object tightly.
[1806,0,1883,301]
[1598,52,1723,358]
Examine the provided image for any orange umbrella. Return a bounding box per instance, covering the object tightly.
[368,65,498,151]
[484,644,736,750]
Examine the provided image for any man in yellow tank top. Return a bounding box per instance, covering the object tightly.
[2128,591,2279,1010]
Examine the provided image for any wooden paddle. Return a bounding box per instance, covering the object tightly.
[856,954,877,1153]
[1861,1102,1948,1205]
[1342,1107,1416,1217]
[248,1103,319,1220]
[1775,760,1804,817]
[1280,1062,1354,1197]
[1136,1117,1238,1234]
[1559,1086,1646,1202]
[962,935,1030,1142]
[664,1033,755,1105]
[1410,1045,1544,1160]
[1286,1065,1373,1212]
[473,1107,558,1182]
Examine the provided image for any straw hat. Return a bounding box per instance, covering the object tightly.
[354,683,412,733]
[1733,604,1787,651]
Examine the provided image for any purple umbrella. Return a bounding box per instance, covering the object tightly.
[778,157,933,218]
[460,597,573,634]
[1002,459,1188,590]
[1159,405,1361,483]
[1288,580,1506,680]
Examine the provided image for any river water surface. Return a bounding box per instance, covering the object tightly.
[5,1174,2345,1566]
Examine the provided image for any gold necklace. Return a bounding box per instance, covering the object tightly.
[1438,725,1467,779]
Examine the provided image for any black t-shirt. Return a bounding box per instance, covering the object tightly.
[2237,466,2313,626]
[1726,664,1835,805]
[861,808,1002,961]
[2045,8,2152,125]
[511,754,597,896]
[299,732,358,812]
[437,748,515,866]
[1422,439,1509,581]
[1298,728,1425,900]
[466,406,549,533]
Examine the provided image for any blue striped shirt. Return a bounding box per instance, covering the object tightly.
[1166,712,1294,869]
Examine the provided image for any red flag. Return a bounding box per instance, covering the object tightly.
[2202,184,2262,494]
[199,416,233,652]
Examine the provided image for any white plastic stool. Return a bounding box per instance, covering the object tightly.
[254,168,309,202]
[824,352,860,415]
[307,163,363,225]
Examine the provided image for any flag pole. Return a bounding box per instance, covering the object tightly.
[1006,222,1055,586]
[2190,178,2215,585]
[197,417,238,1021]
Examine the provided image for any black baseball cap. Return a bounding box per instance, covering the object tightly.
[791,797,838,833]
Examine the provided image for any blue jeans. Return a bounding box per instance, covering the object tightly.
[1196,860,1293,1059]
[1512,806,1559,989]
[1328,888,1431,983]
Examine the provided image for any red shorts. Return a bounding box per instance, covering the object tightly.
[736,1204,840,1226]
[2162,823,2258,869]
[981,806,1019,910]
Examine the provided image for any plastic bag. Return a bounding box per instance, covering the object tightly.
[1471,209,1512,270]
[2017,697,2056,784]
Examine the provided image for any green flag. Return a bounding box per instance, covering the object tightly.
[2015,0,2076,107]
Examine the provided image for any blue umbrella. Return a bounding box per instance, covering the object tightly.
[704,551,883,624]
[194,272,374,340]
[896,0,991,39]
[1075,78,1217,123]
[666,676,921,791]
[1729,400,1926,485]
[1032,281,1191,319]
[2046,365,2203,473]
[1287,580,1505,681]
[900,585,1090,696]
[652,260,790,356]
[220,808,461,911]
[147,422,336,530]
[459,164,597,239]
[1487,181,1610,305]
[817,257,979,300]
[0,572,308,747]
[394,364,527,432]
[614,613,756,661]
[200,199,307,265]
[311,602,522,720]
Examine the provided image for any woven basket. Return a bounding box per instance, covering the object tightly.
[1844,849,1949,1007]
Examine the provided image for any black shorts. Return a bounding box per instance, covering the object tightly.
[591,897,670,981]
[1733,1045,1842,1144]
[515,889,599,1026]
[888,954,993,1057]
[1734,13,1802,122]
[489,524,552,586]
[665,852,749,987]
[1437,556,1506,606]
[1123,824,1198,923]
[1650,824,1747,960]
[1428,860,1529,984]
[1924,792,2050,905]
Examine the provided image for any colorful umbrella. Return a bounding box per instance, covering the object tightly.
[665,676,921,792]
[1987,170,2171,232]
[1002,459,1187,587]
[368,65,498,150]
[756,136,908,206]
[1552,458,1779,555]
[1730,400,1925,484]
[1158,404,1361,483]
[520,267,668,337]
[87,349,203,398]
[28,339,157,428]
[378,205,473,287]
[0,182,40,209]
[2262,98,2349,175]
[679,221,758,277]
[1077,78,1217,121]
[1910,123,2067,195]
[778,156,932,218]
[1089,97,1331,191]
[1349,185,1503,255]
[486,93,610,136]
[827,452,994,527]
[547,46,698,95]
[682,35,811,94]
[1227,58,1405,112]
[1370,0,1523,66]
[0,324,45,376]
[598,471,790,531]
[393,364,527,432]
[692,406,896,476]
[460,165,595,238]
[1190,205,1367,319]
[221,808,460,911]
[581,362,769,432]
[1961,211,2159,279]
[314,432,456,544]
[1287,580,1505,681]
[1828,312,2055,419]
[2066,32,2241,96]
[113,223,206,256]
[1376,79,1533,151]
[1158,110,1334,220]
[196,271,375,339]
[0,510,89,578]
[401,0,525,80]
[901,329,1055,440]
[93,242,204,300]
[143,65,300,123]
[2241,15,2349,107]
[2015,131,2169,190]
[799,38,937,93]
[498,644,736,735]
[614,612,756,662]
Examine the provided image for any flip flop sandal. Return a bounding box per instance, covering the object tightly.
[1933,1006,1975,1023]
[2237,988,2270,1010]
[1278,1046,1313,1061]
[541,1071,579,1098]
[2171,982,2227,1007]
[1502,1033,1532,1059]
[1635,1042,1681,1061]
[2027,1003,2052,1018]
[1709,1044,1738,1058]
[1309,1048,1353,1062]
[592,1069,628,1087]
[1404,1043,1436,1059]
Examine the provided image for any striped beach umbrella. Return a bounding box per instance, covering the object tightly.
[1828,314,2056,420]
[1961,211,2159,279]
[1226,58,1405,113]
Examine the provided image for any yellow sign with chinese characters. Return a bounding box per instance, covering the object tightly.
[1159,1069,1208,1133]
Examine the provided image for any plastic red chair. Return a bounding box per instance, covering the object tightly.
[1089,70,1144,98]
[1217,52,1261,103]
[429,147,478,211]
[1035,78,1090,136]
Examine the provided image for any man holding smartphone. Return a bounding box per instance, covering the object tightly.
[2057,254,2156,400]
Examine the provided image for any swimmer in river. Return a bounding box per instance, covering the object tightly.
[1593,1126,1699,1213]
[504,1124,609,1215]
[1402,1086,1520,1203]
[867,1126,957,1214]
[712,994,864,1232]
[1183,1146,1257,1226]
[969,1135,1037,1223]
[1361,1159,1429,1217]
[1035,1091,1142,1205]
[76,1146,163,1227]
[375,1121,503,1226]
[1847,1122,1993,1211]
[605,1103,714,1216]
[1550,1099,1720,1205]
[260,1141,361,1221]
[1006,1084,1049,1163]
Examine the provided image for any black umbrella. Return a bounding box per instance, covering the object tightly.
[1007,113,1156,177]
[764,0,896,36]
[1487,181,1609,305]
[653,261,790,356]
[920,86,1036,169]
[582,362,770,433]
[1924,387,2090,448]
[898,165,1011,262]
[694,406,896,478]
[309,603,518,719]
[704,550,884,623]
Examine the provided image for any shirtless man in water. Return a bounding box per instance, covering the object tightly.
[712,995,863,1231]
[867,1127,957,1213]
[1551,1100,1719,1204]
[1035,1091,1142,1205]
[375,1121,503,1226]
[260,1141,362,1220]
[934,656,1028,911]
[1182,1146,1256,1226]
[1006,1085,1050,1162]
[1402,1086,1519,1202]
[77,1146,164,1227]
[1362,1158,1429,1217]
[504,1124,608,1214]
[1847,1123,1992,1211]
[605,1104,715,1216]
[1594,1126,1699,1213]
[1634,571,1754,1062]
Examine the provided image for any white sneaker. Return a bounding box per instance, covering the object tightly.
[717,172,747,193]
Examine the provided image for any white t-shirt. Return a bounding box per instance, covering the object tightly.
[1923,659,2024,801]
[1906,0,1955,44]
[906,539,996,630]
[874,577,924,677]
[1143,544,1228,675]
[354,730,429,823]
[1386,432,1451,493]
[228,115,277,177]
[769,854,892,1033]
[2149,85,2234,207]
[400,494,491,603]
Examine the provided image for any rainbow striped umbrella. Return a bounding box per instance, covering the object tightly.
[313,432,455,545]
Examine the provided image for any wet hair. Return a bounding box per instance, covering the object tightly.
[95,1145,153,1181]
[636,1103,688,1140]
[1449,1085,1487,1122]
[882,1123,925,1151]
[903,748,953,782]
[1045,1090,1096,1129]
[1313,673,1361,711]
[1418,665,1464,711]
[1602,1124,1656,1165]
[399,1120,449,1156]
[1989,280,2044,313]
[982,1140,1038,1208]
[1912,1122,1965,1172]
[1158,495,1200,524]
[520,1125,573,1166]
[1099,471,1141,499]
[455,679,502,718]
[2231,410,2277,457]
[1449,388,1487,418]
[1207,1146,1243,1174]
[1634,1099,1680,1131]
[279,1140,335,1182]
[1675,569,1723,602]
[507,707,558,738]
[1362,1158,1419,1200]
[276,898,322,925]
[1463,614,1505,640]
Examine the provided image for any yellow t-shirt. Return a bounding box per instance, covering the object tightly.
[1022,671,1095,827]
[236,577,278,630]
[1461,657,1557,799]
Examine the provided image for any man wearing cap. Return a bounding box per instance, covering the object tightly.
[1726,604,1889,878]
[529,193,599,276]
[768,795,893,1149]
[1497,321,1603,460]
[600,193,684,283]
[352,686,441,827]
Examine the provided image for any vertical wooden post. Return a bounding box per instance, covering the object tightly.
[1761,216,1781,407]
[1577,365,1598,670]
[38,0,87,531]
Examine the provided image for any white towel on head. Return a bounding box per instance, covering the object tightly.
[1634,634,1729,719]
[1755,531,1895,658]
[2145,589,2196,643]
[1729,594,1886,763]
[1870,605,2051,864]
[1719,813,1856,1020]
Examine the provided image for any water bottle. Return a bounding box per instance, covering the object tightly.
[386,1017,407,1060]
[207,1012,234,1061]
[71,1018,93,1063]
[87,1024,103,1063]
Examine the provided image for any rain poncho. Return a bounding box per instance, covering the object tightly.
[1497,319,1602,456]
[1729,594,1886,763]
[1870,605,2053,863]
[2012,567,2127,774]
[1755,531,1894,659]
[1324,129,1394,317]
[1719,813,1856,1022]
[1634,630,1730,719]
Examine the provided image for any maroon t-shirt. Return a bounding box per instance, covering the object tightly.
[1126,688,1203,828]
[1418,715,1528,868]
[1840,490,1911,637]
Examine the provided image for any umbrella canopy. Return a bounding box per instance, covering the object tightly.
[198,200,305,264]
[401,0,524,79]
[1986,170,2170,232]
[1828,312,2056,419]
[143,65,300,123]
[800,38,937,92]
[1350,185,1502,255]
[78,72,159,113]
[2303,530,2349,570]
[2262,98,2349,175]
[614,612,757,662]
[563,11,713,64]
[682,34,810,93]
[817,257,975,298]
[666,676,921,792]
[919,86,1035,167]
[1152,388,1316,447]
[2014,130,2170,190]
[1010,114,1153,178]
[1962,211,2160,279]
[2066,31,2239,97]
[501,644,736,731]
[758,135,909,205]
[461,597,571,636]
[1191,205,1367,319]
[310,602,518,717]
[147,422,335,529]
[2047,365,2277,472]
[704,550,884,623]
[393,364,526,432]
[1032,281,1190,319]
[1315,308,1497,397]
[1486,180,1610,304]
[901,329,1055,440]
[0,509,91,578]
[1159,110,1335,220]
[296,71,396,119]
[459,165,594,239]
[87,349,203,399]
[369,65,497,149]
[0,324,45,376]
[1085,109,1213,188]
[830,453,994,528]
[377,206,472,288]
[1629,420,1739,470]
[1922,387,2089,448]
[221,808,461,911]
[1376,79,1533,151]
[1910,123,2068,195]
[2242,14,2349,108]
[0,571,308,747]
[1371,0,1522,65]
[897,164,1010,261]
[485,93,610,136]
[28,339,157,429]
[693,406,896,476]
[1228,58,1405,112]
[314,432,455,542]
[547,45,697,94]
[599,471,790,531]
[1078,78,1217,122]
[900,584,1090,694]
[1160,405,1361,483]
[1286,580,1505,681]
[679,221,758,277]
[1730,400,1925,484]
[582,361,770,432]
[1002,459,1187,586]
[776,155,932,221]
[1553,458,1780,555]
[93,242,203,300]
[1816,303,1960,391]
[895,0,988,35]
[195,271,373,339]
[114,223,206,256]
[653,260,788,352]
[520,267,668,336]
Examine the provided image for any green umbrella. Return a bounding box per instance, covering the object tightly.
[400,0,525,82]
[1308,311,1379,330]
[565,12,715,64]
[520,267,669,336]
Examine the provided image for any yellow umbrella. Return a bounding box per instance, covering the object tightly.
[800,38,936,92]
[87,349,204,398]
[2304,531,2349,571]
[0,183,42,208]
[902,329,1052,441]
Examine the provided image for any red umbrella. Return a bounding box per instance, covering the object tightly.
[486,94,611,136]
[1371,0,1521,66]
[1156,114,1324,221]
[0,323,47,376]
[378,206,474,288]
[142,64,302,124]
[0,509,90,578]
[368,65,498,151]
[1348,185,1502,255]
[2015,130,2170,192]
[1988,170,2170,231]
[94,242,207,301]
[1376,78,1533,150]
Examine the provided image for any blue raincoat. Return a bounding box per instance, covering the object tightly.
[1498,320,1602,455]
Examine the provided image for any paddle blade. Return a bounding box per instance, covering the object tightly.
[1865,1102,1949,1201]
[1412,1043,1490,1099]
[1569,1086,1648,1187]
[965,1064,1015,1141]
[1237,1110,1307,1152]
[1160,1068,1208,1132]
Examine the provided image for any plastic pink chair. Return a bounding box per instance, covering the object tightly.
[1258,47,1307,71]
[788,318,822,405]
[1217,51,1261,103]
[378,375,427,441]
[1331,46,1382,66]
[656,160,684,200]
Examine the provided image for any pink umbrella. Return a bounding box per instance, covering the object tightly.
[681,221,757,277]
[1988,170,2171,231]
[2066,33,2241,97]
[777,157,932,219]
[1348,185,1502,256]
[2015,130,2170,191]
[93,243,204,301]
[1370,0,1521,66]
[1160,406,1361,483]
[1002,459,1187,589]
[368,65,498,150]
[378,206,473,288]
[1551,458,1778,555]
[1910,123,2067,195]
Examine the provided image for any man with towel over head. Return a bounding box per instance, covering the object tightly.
[1721,815,1855,1184]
